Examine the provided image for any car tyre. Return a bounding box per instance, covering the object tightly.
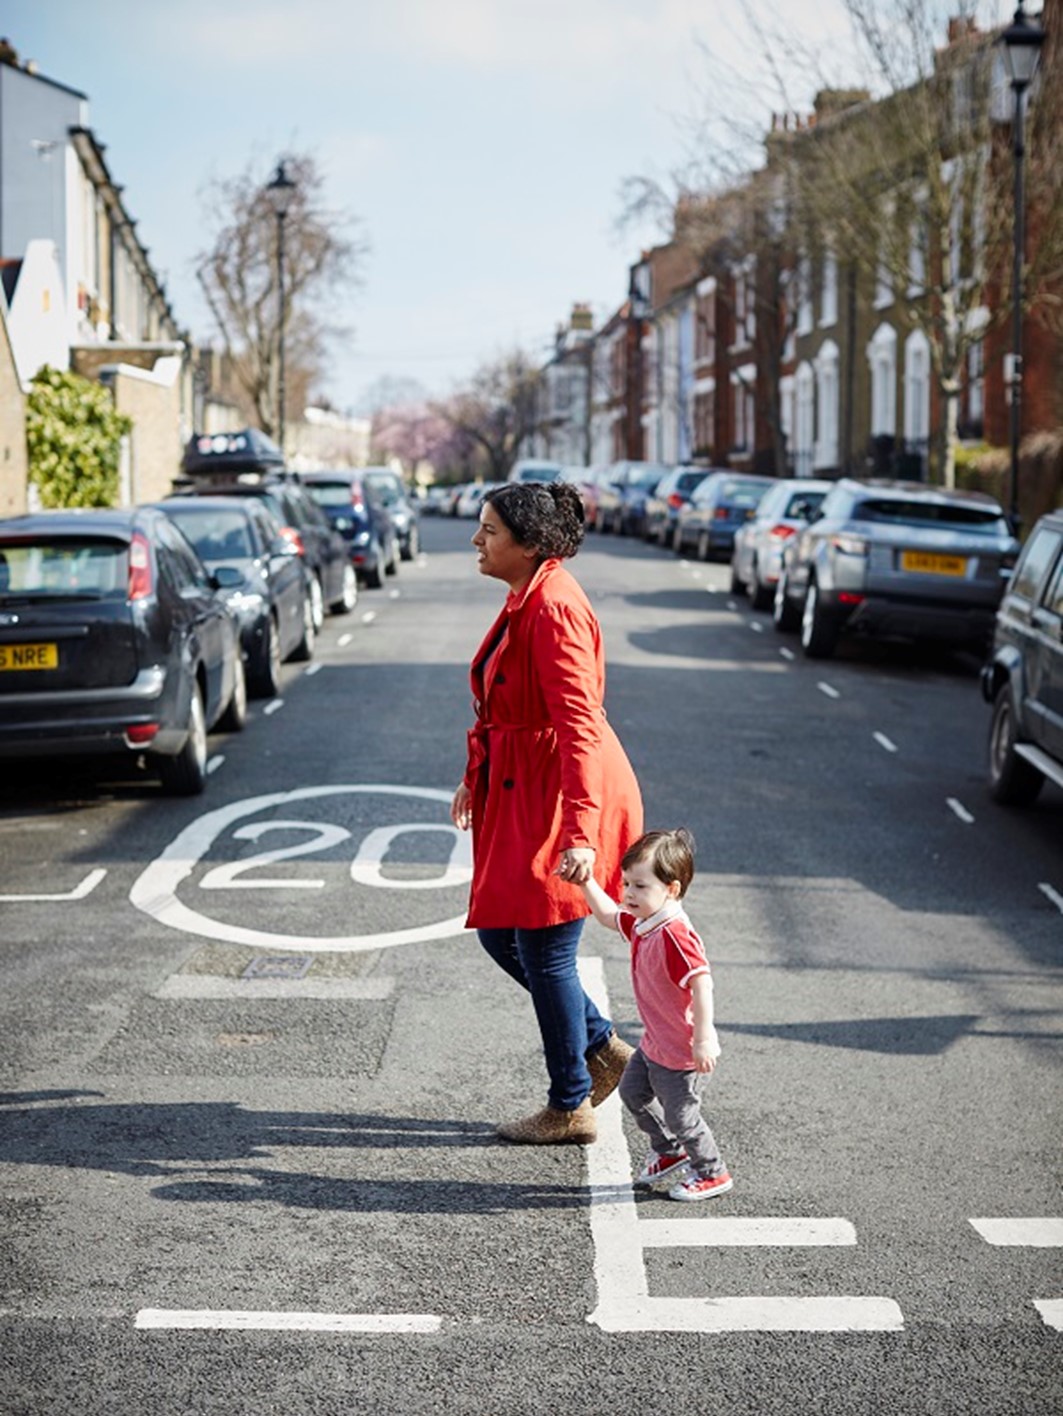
[672,525,685,555]
[729,560,744,594]
[773,572,800,632]
[401,526,419,561]
[251,616,283,696]
[697,530,711,563]
[331,562,358,614]
[988,685,1044,806]
[800,580,839,658]
[158,682,208,796]
[748,561,773,611]
[217,652,248,733]
[290,592,316,662]
[365,549,385,590]
[385,542,399,576]
[308,574,325,632]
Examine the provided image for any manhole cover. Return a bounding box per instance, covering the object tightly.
[241,954,313,980]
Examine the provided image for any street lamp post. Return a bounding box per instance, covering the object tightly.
[999,3,1046,534]
[265,160,297,460]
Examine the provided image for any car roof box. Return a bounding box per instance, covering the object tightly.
[182,429,285,478]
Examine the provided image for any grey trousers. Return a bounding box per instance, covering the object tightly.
[618,1046,724,1177]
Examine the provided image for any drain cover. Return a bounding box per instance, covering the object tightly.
[242,954,313,981]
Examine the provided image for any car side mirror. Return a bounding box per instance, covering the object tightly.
[211,566,244,590]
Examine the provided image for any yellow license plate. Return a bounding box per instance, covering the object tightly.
[900,551,967,576]
[0,642,59,670]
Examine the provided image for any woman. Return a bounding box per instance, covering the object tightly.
[450,481,643,1145]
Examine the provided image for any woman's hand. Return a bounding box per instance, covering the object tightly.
[556,846,596,886]
[451,783,472,831]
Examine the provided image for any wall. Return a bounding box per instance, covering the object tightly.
[0,302,28,516]
[99,360,183,503]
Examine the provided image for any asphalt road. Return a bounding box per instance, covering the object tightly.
[1,512,1060,1416]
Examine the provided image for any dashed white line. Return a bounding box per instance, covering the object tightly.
[362,610,377,625]
[749,621,765,634]
[0,868,107,903]
[817,682,841,700]
[134,1309,441,1333]
[388,589,401,600]
[946,797,975,824]
[779,647,795,661]
[304,663,323,676]
[1038,882,1063,915]
[970,1218,1063,1247]
[338,633,353,647]
[873,732,898,753]
[263,699,284,716]
[205,755,225,775]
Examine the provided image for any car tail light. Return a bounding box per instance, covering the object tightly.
[838,592,866,606]
[127,532,154,601]
[667,493,684,509]
[830,533,869,556]
[714,507,729,520]
[350,487,366,511]
[125,722,160,745]
[768,523,796,541]
[278,525,306,557]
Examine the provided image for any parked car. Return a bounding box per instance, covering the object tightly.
[980,508,1063,805]
[0,507,245,794]
[643,467,713,547]
[151,496,315,697]
[455,482,505,518]
[772,478,1020,659]
[420,486,454,516]
[730,478,834,608]
[595,461,671,536]
[360,466,421,560]
[172,475,356,627]
[508,458,564,484]
[673,472,774,559]
[300,470,401,589]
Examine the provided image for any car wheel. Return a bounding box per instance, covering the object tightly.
[672,525,685,555]
[697,531,710,562]
[401,526,419,561]
[800,580,839,659]
[748,560,773,611]
[988,685,1044,806]
[773,572,800,632]
[729,559,744,594]
[251,616,282,696]
[331,562,358,614]
[657,522,669,548]
[158,682,208,796]
[218,652,248,733]
[365,550,385,590]
[308,574,325,631]
[385,542,399,576]
[290,592,316,662]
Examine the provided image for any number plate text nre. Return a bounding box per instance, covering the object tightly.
[0,643,59,670]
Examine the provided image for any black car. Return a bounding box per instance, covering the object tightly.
[360,466,421,561]
[594,461,671,536]
[981,508,1063,806]
[0,507,245,794]
[150,496,316,697]
[300,471,400,589]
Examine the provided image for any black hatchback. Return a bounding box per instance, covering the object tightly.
[0,507,245,794]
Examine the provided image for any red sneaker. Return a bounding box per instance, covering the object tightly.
[635,1150,689,1187]
[668,1169,733,1202]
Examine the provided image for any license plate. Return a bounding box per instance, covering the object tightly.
[900,551,967,576]
[0,642,59,670]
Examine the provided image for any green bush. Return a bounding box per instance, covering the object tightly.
[26,365,132,508]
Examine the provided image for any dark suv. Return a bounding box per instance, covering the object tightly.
[301,471,400,589]
[981,509,1063,805]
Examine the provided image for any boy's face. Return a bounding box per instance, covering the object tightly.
[620,857,681,920]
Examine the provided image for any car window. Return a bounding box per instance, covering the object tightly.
[247,502,281,552]
[1044,552,1063,617]
[303,481,352,512]
[1011,526,1063,601]
[785,490,826,518]
[851,498,1008,535]
[156,519,212,594]
[720,479,769,504]
[0,538,127,600]
[163,508,254,561]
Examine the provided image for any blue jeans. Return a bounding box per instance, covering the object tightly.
[478,920,614,1111]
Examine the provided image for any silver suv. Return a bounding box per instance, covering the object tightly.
[981,509,1063,805]
[773,479,1019,659]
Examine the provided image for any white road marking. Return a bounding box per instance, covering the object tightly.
[970,1218,1063,1247]
[263,699,284,716]
[362,610,377,624]
[155,975,396,1001]
[749,621,764,634]
[638,1218,856,1248]
[338,633,353,647]
[206,755,224,775]
[304,663,323,676]
[946,797,975,824]
[873,732,898,753]
[1038,882,1063,915]
[578,958,902,1334]
[1034,1300,1063,1332]
[817,681,841,699]
[0,868,107,903]
[135,1309,441,1333]
[388,589,400,599]
[779,647,795,661]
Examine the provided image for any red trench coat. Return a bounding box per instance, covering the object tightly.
[462,558,643,929]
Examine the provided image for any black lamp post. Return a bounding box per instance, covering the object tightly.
[999,4,1046,533]
[265,160,297,459]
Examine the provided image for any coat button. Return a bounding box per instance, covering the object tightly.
[502,778,514,789]
[495,673,506,684]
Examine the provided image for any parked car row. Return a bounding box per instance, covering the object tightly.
[0,438,423,796]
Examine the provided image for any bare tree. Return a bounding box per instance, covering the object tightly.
[439,350,540,481]
[196,152,366,437]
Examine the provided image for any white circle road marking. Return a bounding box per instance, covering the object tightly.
[128,785,470,952]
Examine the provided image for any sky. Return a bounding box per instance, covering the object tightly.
[5,1,1016,416]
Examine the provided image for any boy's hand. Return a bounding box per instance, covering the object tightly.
[556,847,595,885]
[692,1042,717,1075]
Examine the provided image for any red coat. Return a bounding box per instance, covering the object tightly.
[462,558,643,929]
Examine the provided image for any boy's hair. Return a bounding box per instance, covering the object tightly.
[621,828,696,898]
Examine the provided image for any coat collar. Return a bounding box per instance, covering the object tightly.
[505,557,561,616]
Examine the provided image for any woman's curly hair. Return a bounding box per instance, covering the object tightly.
[482,482,585,560]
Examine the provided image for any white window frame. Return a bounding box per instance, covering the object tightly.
[814,340,840,470]
[820,248,838,328]
[903,329,931,447]
[867,323,898,437]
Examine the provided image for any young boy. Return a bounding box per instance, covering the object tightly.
[579,829,732,1201]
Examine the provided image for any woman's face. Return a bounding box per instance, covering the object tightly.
[472,502,538,589]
